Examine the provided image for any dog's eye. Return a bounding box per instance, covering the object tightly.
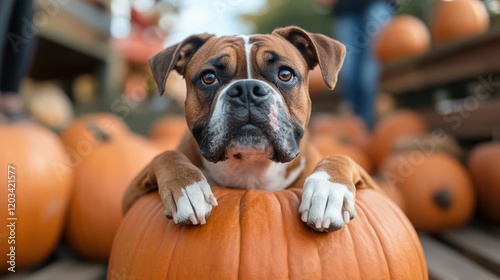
[278,68,293,82]
[201,72,217,85]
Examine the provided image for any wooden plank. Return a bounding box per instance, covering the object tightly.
[419,97,500,141]
[0,271,31,280]
[24,260,106,280]
[439,227,500,276]
[419,234,499,280]
[380,28,500,94]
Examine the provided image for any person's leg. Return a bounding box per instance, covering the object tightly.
[0,0,16,81]
[0,0,35,118]
[335,14,362,112]
[357,1,394,128]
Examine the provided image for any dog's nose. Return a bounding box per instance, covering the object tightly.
[227,80,269,106]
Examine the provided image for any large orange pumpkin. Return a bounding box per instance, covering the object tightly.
[0,124,72,271]
[148,115,188,151]
[467,142,500,222]
[430,0,489,45]
[368,109,428,169]
[374,15,431,64]
[379,152,475,232]
[64,125,160,261]
[108,187,427,279]
[60,112,130,152]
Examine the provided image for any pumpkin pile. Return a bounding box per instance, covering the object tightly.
[309,108,499,233]
[467,141,500,223]
[61,113,160,261]
[374,0,490,65]
[0,123,73,271]
[309,113,372,173]
[367,109,429,169]
[148,115,188,151]
[108,187,427,279]
[5,101,496,276]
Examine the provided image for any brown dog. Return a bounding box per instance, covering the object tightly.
[123,26,378,232]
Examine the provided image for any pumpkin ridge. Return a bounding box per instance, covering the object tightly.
[130,195,156,278]
[355,196,392,278]
[237,189,248,280]
[274,191,291,280]
[147,195,174,280]
[111,194,158,279]
[390,201,428,279]
[377,194,428,279]
[341,218,362,280]
[163,201,185,280]
[360,193,428,279]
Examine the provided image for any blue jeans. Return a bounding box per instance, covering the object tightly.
[335,1,394,128]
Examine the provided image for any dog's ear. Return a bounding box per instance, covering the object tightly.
[148,33,214,95]
[272,26,346,90]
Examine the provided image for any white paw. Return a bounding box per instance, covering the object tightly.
[299,171,356,232]
[168,180,218,225]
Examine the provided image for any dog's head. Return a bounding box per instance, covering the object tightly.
[149,26,345,163]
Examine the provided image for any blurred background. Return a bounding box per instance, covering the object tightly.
[5,0,500,134]
[2,0,500,279]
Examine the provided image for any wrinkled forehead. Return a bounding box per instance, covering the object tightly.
[186,34,307,73]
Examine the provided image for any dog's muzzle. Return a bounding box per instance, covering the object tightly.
[195,79,302,163]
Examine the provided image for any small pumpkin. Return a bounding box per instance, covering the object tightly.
[60,112,130,152]
[379,152,475,232]
[0,123,72,271]
[309,113,369,148]
[374,15,431,64]
[368,110,428,169]
[467,142,500,222]
[148,115,188,151]
[311,135,373,174]
[108,187,427,279]
[430,0,489,45]
[64,123,160,261]
[374,175,406,212]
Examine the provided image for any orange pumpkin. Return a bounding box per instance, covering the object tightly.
[0,124,72,271]
[374,15,431,64]
[467,142,500,222]
[108,187,427,279]
[368,110,428,169]
[60,113,130,152]
[148,115,188,151]
[430,0,489,45]
[379,152,475,232]
[311,135,373,174]
[374,176,406,212]
[64,124,160,261]
[309,113,369,148]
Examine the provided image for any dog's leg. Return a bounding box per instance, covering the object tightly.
[299,155,379,232]
[122,151,217,225]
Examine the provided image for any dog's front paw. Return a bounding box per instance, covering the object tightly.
[299,171,356,232]
[160,180,218,225]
